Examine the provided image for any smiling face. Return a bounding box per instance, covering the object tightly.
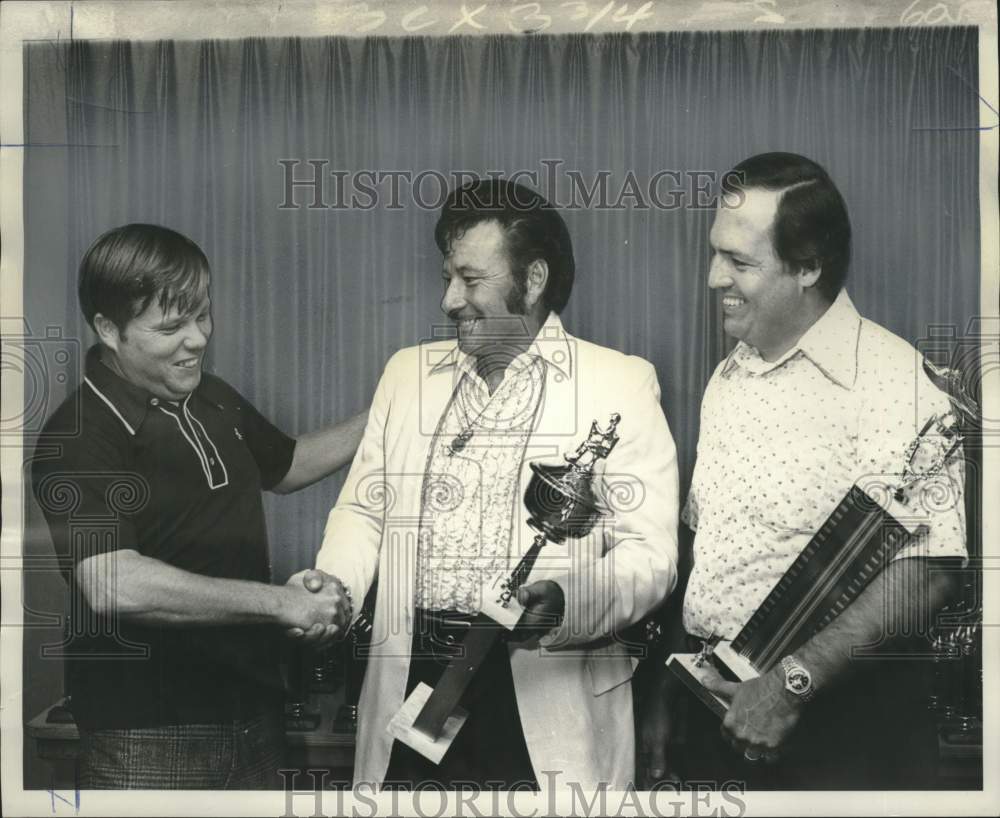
[440,219,538,358]
[708,188,820,361]
[99,292,214,400]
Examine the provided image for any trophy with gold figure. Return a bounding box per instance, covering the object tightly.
[668,393,972,717]
[388,414,621,763]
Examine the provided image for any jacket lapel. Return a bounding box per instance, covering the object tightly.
[515,331,584,565]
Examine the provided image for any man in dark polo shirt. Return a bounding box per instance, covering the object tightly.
[31,223,366,789]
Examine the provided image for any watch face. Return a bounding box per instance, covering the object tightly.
[788,669,811,694]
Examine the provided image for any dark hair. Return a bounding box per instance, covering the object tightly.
[78,224,211,332]
[434,179,575,314]
[721,153,851,302]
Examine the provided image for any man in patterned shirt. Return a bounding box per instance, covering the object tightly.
[675,153,967,788]
[312,178,680,789]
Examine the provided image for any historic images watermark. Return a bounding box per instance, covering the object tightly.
[279,769,748,817]
[277,160,747,212]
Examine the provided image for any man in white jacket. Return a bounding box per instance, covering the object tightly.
[313,179,679,790]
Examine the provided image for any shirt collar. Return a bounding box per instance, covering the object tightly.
[429,312,575,382]
[721,289,862,388]
[82,345,152,435]
[82,345,224,435]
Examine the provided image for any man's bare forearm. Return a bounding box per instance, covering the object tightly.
[791,557,958,692]
[77,549,332,630]
[700,556,961,754]
[273,409,369,494]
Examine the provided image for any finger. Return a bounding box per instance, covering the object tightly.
[720,723,739,751]
[314,624,342,650]
[636,768,659,790]
[722,711,749,744]
[299,622,326,645]
[508,621,532,642]
[509,616,539,642]
[660,770,682,789]
[286,627,305,639]
[518,608,556,630]
[645,751,668,783]
[302,569,325,592]
[700,672,739,700]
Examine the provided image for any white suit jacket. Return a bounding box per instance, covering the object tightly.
[316,315,679,790]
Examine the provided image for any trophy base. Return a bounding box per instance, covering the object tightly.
[666,641,761,720]
[387,682,469,764]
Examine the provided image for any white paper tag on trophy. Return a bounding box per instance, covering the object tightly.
[712,641,761,682]
[478,572,525,630]
[386,682,468,764]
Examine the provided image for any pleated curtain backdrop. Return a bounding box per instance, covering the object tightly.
[24,28,980,581]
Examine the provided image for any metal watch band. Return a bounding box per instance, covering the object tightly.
[781,654,816,703]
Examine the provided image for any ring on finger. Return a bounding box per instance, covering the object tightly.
[743,748,762,762]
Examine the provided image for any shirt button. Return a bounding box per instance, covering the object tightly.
[150,398,159,406]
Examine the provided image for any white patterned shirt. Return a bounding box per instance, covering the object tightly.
[414,348,547,613]
[683,290,967,639]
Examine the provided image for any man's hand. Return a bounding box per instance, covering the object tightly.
[511,580,565,642]
[701,668,803,763]
[280,568,351,648]
[635,668,683,789]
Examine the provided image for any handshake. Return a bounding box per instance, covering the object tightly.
[279,568,353,649]
[274,570,567,649]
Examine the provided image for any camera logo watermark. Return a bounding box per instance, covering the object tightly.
[1,319,81,437]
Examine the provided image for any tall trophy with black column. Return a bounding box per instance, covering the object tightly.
[922,355,983,766]
[667,394,972,718]
[387,414,622,762]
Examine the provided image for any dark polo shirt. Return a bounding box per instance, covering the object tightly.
[32,346,296,729]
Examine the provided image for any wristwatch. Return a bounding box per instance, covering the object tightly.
[780,655,815,703]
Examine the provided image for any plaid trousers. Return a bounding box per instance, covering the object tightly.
[78,711,286,789]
